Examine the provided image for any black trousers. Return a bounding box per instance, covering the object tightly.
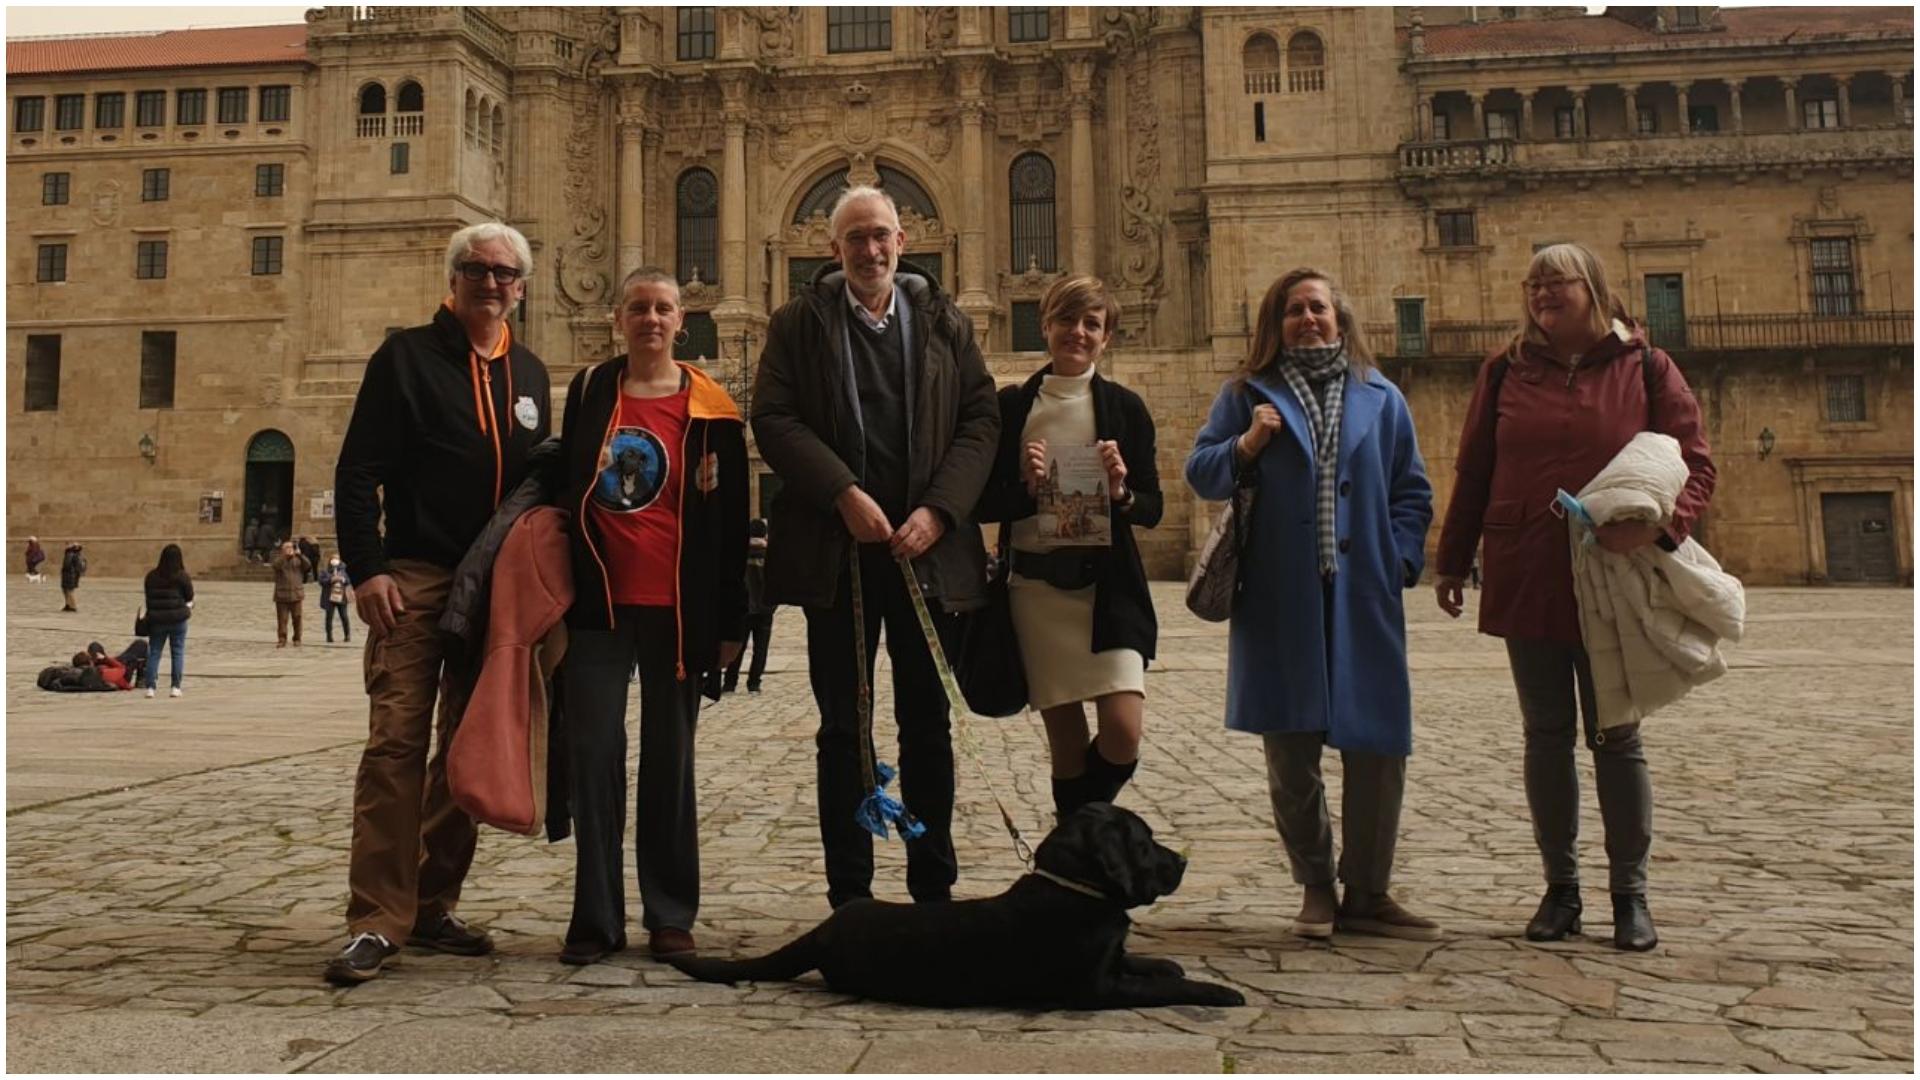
[562,605,702,946]
[803,543,961,907]
[723,612,774,689]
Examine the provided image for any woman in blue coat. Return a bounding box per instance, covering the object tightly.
[1186,268,1435,942]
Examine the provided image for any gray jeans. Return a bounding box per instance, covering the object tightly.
[1505,638,1653,895]
[1261,732,1406,895]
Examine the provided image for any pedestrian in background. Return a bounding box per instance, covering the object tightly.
[142,543,193,698]
[723,518,775,694]
[273,540,312,647]
[59,542,86,611]
[318,554,355,644]
[298,535,323,583]
[1186,267,1437,943]
[25,536,46,582]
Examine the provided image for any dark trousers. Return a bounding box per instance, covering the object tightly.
[803,544,960,907]
[143,622,186,690]
[324,601,353,642]
[563,605,702,945]
[346,561,477,942]
[1505,638,1653,894]
[724,612,774,690]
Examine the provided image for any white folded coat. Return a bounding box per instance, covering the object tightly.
[1567,432,1745,729]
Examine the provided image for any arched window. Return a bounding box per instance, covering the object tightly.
[490,104,504,155]
[396,80,424,113]
[791,163,940,226]
[1008,152,1056,272]
[478,97,493,146]
[677,167,720,285]
[243,429,296,546]
[1243,33,1281,94]
[1287,31,1326,93]
[357,83,386,115]
[464,90,477,140]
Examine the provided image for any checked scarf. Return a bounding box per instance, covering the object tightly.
[1275,342,1348,577]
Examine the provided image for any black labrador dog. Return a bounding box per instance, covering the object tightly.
[667,803,1245,1009]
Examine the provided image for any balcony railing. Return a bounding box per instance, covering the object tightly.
[356,115,385,138]
[1289,68,1326,94]
[1400,139,1515,170]
[1398,127,1911,180]
[393,111,424,136]
[1368,311,1913,359]
[1244,69,1282,95]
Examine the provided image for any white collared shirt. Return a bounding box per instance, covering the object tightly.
[846,283,897,332]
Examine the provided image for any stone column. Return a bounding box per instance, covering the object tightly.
[716,73,750,313]
[1725,78,1744,135]
[1622,84,1640,135]
[1835,74,1853,128]
[1891,71,1906,119]
[1067,56,1098,274]
[1519,90,1535,140]
[1782,76,1800,130]
[956,98,990,307]
[642,128,662,258]
[1468,91,1486,138]
[1425,93,1440,140]
[1676,82,1691,135]
[617,118,646,276]
[1570,85,1588,138]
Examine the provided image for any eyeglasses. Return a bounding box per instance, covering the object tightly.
[1522,276,1583,295]
[456,261,524,285]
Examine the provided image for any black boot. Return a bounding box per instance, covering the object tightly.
[1051,774,1096,822]
[1611,893,1657,951]
[1081,739,1139,806]
[1525,883,1583,941]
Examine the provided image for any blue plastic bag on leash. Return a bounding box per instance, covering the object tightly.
[1554,488,1597,545]
[855,762,925,841]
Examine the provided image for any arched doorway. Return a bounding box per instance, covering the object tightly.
[243,429,295,550]
[781,162,947,305]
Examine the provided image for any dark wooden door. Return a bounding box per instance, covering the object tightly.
[1821,492,1899,583]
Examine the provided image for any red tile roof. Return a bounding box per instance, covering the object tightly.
[1404,7,1911,59]
[6,24,307,77]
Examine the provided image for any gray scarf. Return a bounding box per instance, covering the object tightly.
[1276,342,1348,577]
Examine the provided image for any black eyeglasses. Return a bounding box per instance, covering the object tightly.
[456,261,524,284]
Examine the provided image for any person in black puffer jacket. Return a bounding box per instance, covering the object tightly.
[142,543,194,698]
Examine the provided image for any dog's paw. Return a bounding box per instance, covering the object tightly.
[1194,982,1246,1007]
[1124,955,1186,979]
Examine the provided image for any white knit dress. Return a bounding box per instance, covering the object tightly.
[1009,368,1146,709]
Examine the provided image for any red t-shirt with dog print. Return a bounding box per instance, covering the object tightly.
[589,387,688,607]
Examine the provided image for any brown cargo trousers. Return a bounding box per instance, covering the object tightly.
[344,559,479,943]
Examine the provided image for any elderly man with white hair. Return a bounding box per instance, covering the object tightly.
[327,221,552,985]
[751,184,1000,910]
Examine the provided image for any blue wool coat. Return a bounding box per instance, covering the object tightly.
[1185,368,1433,756]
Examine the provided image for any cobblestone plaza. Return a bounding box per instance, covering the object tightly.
[6,578,1910,1072]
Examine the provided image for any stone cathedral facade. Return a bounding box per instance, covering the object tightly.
[7,6,1913,585]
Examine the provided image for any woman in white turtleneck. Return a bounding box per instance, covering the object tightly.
[975,275,1164,820]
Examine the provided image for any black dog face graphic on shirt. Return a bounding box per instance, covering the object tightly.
[594,428,669,513]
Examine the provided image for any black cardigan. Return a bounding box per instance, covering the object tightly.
[973,366,1163,661]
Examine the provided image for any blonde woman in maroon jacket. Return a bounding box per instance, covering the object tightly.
[1433,242,1714,953]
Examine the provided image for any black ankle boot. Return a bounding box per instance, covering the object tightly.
[1525,883,1583,941]
[1051,775,1095,822]
[1081,740,1139,806]
[1611,893,1657,951]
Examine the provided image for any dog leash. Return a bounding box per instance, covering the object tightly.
[894,555,1037,869]
[850,549,922,841]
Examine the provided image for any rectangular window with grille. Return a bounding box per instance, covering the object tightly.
[827,8,892,53]
[677,8,716,60]
[674,311,719,362]
[1008,7,1050,43]
[54,94,84,131]
[1431,111,1450,141]
[1810,238,1857,316]
[36,243,67,283]
[1803,98,1840,129]
[15,96,45,132]
[1676,6,1701,26]
[1010,301,1046,352]
[135,90,165,127]
[1687,105,1719,133]
[1394,297,1428,357]
[42,172,69,205]
[176,88,206,126]
[1436,210,1477,248]
[256,163,284,196]
[1825,374,1867,423]
[136,239,168,279]
[259,85,291,123]
[1636,106,1659,134]
[391,142,410,174]
[142,168,170,202]
[25,335,60,411]
[216,87,248,124]
[140,330,177,409]
[95,92,124,129]
[1486,110,1518,140]
[251,236,284,275]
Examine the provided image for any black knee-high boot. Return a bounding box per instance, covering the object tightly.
[1051,775,1095,822]
[1081,739,1139,806]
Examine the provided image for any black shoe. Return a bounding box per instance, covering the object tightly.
[324,932,399,985]
[721,678,739,694]
[1525,884,1583,941]
[1051,774,1095,822]
[1612,893,1658,951]
[1081,740,1139,806]
[559,934,627,966]
[827,889,873,911]
[407,912,494,956]
[746,683,761,694]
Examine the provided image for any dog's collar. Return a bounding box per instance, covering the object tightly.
[1033,868,1108,900]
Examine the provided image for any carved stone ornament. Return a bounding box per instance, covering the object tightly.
[844,150,880,187]
[555,91,611,311]
[922,6,957,53]
[841,82,876,148]
[924,114,954,161]
[755,7,798,58]
[1126,58,1160,190]
[1117,182,1165,293]
[682,268,712,303]
[1099,8,1157,51]
[89,178,123,227]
